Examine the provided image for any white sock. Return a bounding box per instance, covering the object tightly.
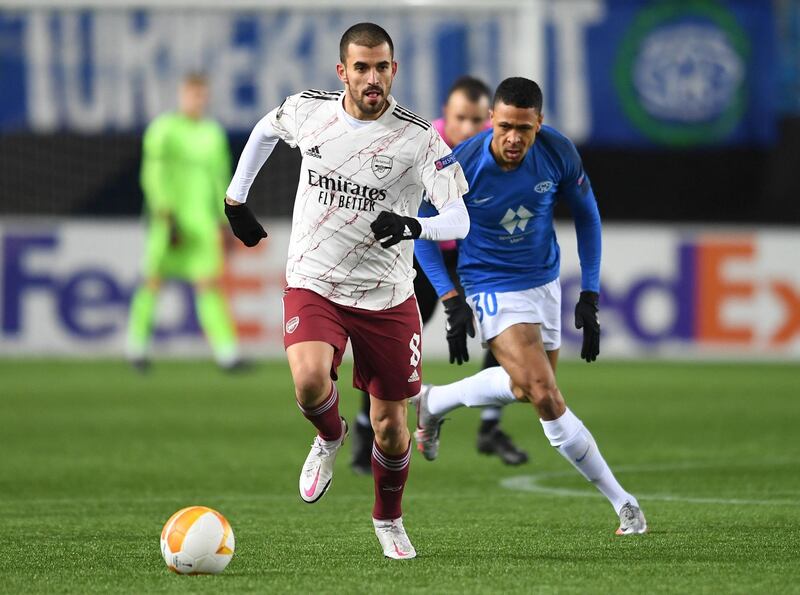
[480,407,502,422]
[540,408,638,514]
[427,367,517,417]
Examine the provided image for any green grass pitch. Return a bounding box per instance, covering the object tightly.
[1,359,799,594]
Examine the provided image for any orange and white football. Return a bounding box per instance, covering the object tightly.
[160,506,235,575]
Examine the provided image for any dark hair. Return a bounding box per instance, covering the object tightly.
[493,77,543,112]
[447,76,491,104]
[339,22,394,63]
[183,72,208,86]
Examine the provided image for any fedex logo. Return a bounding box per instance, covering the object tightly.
[0,231,280,344]
[561,237,800,350]
[2,227,799,357]
[2,233,194,339]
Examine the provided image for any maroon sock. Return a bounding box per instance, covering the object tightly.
[297,383,342,442]
[371,440,411,520]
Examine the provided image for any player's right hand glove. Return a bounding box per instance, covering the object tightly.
[443,294,475,365]
[574,290,600,363]
[224,200,268,247]
[370,211,422,248]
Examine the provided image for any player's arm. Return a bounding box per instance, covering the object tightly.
[414,202,457,298]
[224,96,298,246]
[413,135,471,243]
[213,124,233,223]
[414,201,475,365]
[371,131,470,248]
[140,116,173,218]
[559,152,602,362]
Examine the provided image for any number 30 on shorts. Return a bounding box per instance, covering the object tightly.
[470,291,497,322]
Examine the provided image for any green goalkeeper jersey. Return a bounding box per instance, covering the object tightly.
[140,112,231,232]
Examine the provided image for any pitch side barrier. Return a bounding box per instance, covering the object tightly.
[0,221,798,360]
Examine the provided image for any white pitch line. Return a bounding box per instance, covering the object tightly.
[500,462,800,507]
[6,462,799,507]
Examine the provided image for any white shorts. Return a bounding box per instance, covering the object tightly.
[466,279,562,351]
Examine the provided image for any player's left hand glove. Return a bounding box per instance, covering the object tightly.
[574,290,600,363]
[224,200,268,247]
[370,211,422,248]
[443,294,475,365]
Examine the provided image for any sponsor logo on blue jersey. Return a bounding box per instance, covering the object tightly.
[434,153,457,171]
[499,206,534,235]
[535,181,554,193]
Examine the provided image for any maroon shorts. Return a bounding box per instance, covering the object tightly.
[282,288,422,401]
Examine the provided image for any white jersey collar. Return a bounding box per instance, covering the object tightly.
[336,93,397,131]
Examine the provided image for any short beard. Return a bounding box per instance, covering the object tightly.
[346,83,386,117]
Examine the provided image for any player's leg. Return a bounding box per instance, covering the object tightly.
[411,358,519,460]
[346,296,421,559]
[411,287,529,460]
[490,323,646,534]
[414,283,551,459]
[476,348,529,465]
[351,257,438,475]
[350,390,374,475]
[369,396,415,559]
[194,277,241,370]
[286,340,341,436]
[480,341,503,429]
[288,340,348,504]
[127,219,170,369]
[183,228,242,370]
[127,276,161,370]
[416,344,556,425]
[283,288,350,504]
[546,347,559,371]
[477,350,503,432]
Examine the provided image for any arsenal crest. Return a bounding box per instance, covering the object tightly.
[371,155,393,179]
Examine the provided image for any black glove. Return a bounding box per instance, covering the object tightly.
[370,211,422,248]
[224,200,268,247]
[574,290,600,362]
[443,294,475,365]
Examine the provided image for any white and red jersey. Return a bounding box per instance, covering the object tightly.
[256,89,468,310]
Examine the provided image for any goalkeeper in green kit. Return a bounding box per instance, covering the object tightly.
[127,73,243,371]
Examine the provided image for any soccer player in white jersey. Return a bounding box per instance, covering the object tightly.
[223,23,470,559]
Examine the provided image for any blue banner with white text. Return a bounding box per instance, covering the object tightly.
[0,1,777,146]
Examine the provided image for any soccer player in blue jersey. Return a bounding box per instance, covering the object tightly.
[412,77,647,535]
[349,76,528,474]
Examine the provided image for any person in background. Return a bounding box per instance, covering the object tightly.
[127,73,243,372]
[350,76,529,474]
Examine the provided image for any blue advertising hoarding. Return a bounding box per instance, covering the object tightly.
[0,1,777,146]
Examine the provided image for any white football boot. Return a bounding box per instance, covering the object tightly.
[373,517,417,560]
[616,502,648,535]
[299,418,348,503]
[409,385,444,461]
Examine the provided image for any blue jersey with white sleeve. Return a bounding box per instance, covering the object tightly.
[415,125,601,296]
